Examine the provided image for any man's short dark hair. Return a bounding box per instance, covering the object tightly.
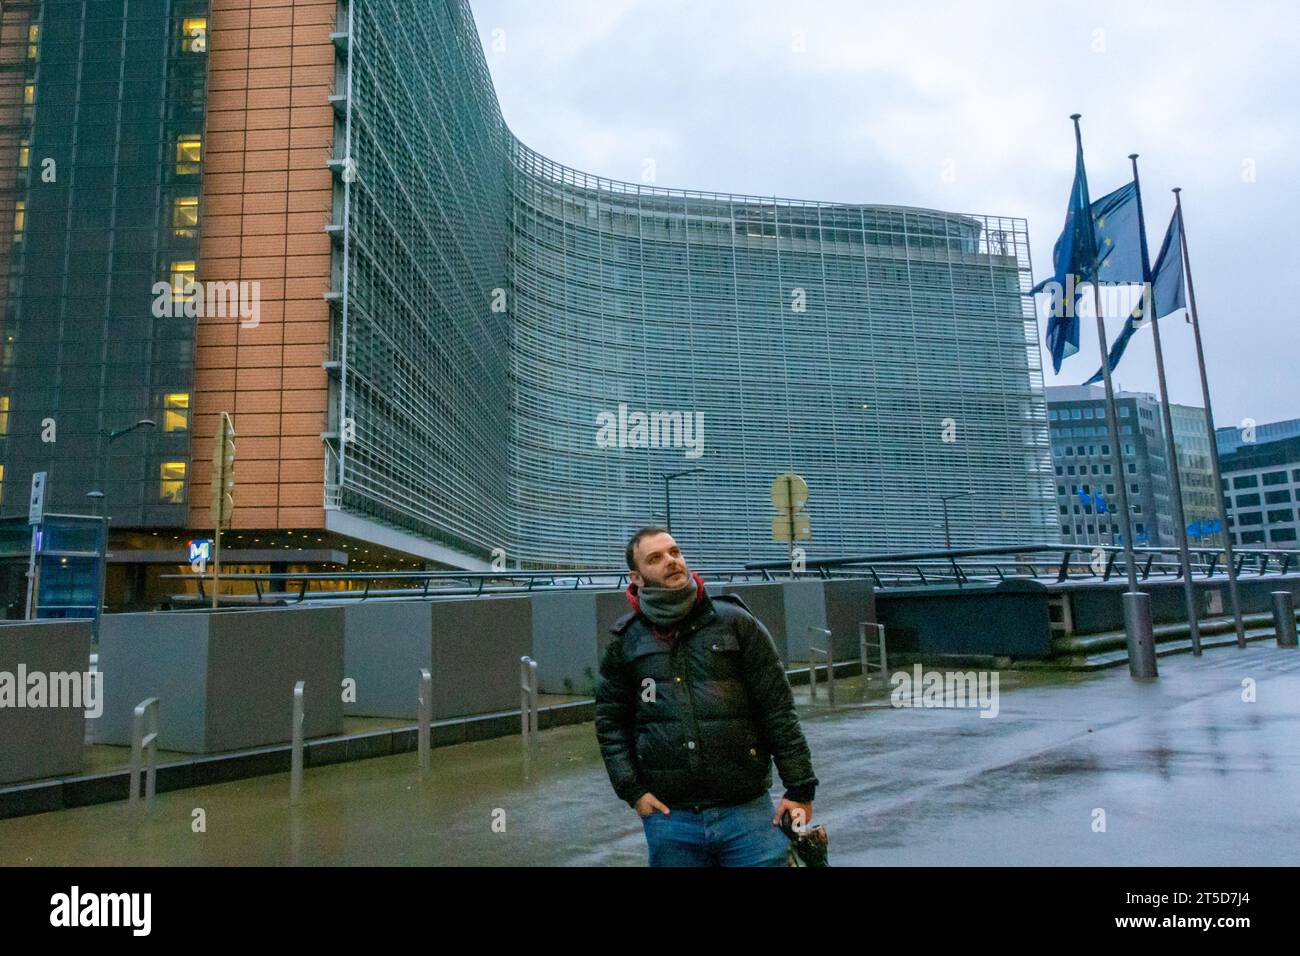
[626,526,670,571]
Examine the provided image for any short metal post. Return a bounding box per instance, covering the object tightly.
[1272,591,1297,648]
[807,627,833,706]
[290,680,305,803]
[520,656,534,745]
[129,697,159,813]
[417,668,432,777]
[1123,592,1158,680]
[858,621,888,692]
[529,658,539,737]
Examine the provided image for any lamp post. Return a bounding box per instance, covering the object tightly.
[662,467,705,534]
[940,491,970,551]
[90,419,156,638]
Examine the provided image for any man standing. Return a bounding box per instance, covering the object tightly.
[595,526,818,866]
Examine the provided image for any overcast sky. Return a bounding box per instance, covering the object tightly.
[472,1,1298,430]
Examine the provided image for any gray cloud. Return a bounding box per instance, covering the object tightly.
[474,0,1300,427]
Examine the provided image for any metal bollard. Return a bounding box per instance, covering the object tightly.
[858,622,888,692]
[417,668,432,777]
[129,697,160,813]
[519,656,539,745]
[1272,591,1298,648]
[1123,591,1158,680]
[290,680,305,803]
[807,627,834,706]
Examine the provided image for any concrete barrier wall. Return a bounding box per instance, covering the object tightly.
[343,596,533,719]
[1065,576,1300,636]
[531,591,599,696]
[342,600,433,718]
[876,579,1053,659]
[98,606,345,753]
[0,620,91,785]
[823,578,877,661]
[713,582,791,665]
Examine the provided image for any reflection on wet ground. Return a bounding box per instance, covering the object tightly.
[2,646,1297,866]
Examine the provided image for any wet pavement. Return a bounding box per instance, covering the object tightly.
[2,646,1298,866]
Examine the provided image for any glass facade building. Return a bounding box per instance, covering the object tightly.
[2,0,1056,577]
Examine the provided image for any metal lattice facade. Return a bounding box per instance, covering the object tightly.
[328,0,1056,567]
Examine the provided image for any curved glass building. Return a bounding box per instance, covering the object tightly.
[321,0,1055,568]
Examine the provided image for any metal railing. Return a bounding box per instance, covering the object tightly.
[859,622,888,690]
[519,656,539,745]
[146,543,1300,610]
[290,681,305,803]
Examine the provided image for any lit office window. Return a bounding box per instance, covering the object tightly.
[0,464,5,507]
[13,201,25,241]
[0,396,8,434]
[163,393,190,432]
[169,261,196,302]
[160,462,187,503]
[172,196,199,238]
[27,24,39,59]
[182,18,207,53]
[18,139,29,169]
[176,134,202,175]
[23,84,34,105]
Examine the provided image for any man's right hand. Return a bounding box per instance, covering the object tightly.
[634,793,671,817]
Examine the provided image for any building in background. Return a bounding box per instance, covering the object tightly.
[0,0,1057,612]
[1045,385,1177,548]
[1168,401,1218,544]
[1216,419,1300,548]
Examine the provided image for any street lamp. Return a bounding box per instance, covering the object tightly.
[90,418,156,638]
[940,491,970,551]
[661,467,705,534]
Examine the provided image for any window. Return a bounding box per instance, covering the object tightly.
[1238,512,1263,526]
[1101,444,1110,455]
[1072,409,1082,420]
[162,393,190,432]
[1236,493,1261,507]
[160,462,187,503]
[1293,469,1300,482]
[1241,530,1265,544]
[18,139,29,169]
[0,395,8,435]
[23,84,34,105]
[1262,470,1288,486]
[1266,508,1294,524]
[1049,410,1058,421]
[1062,524,1070,535]
[176,134,202,175]
[1127,463,1136,474]
[1057,485,1065,496]
[1135,522,1145,534]
[1084,408,1094,419]
[1055,466,1063,476]
[1076,446,1085,456]
[1271,528,1297,542]
[182,17,208,53]
[169,261,196,302]
[1059,505,1068,515]
[27,24,39,59]
[1120,407,1130,418]
[0,463,4,507]
[1104,464,1112,475]
[1264,490,1292,505]
[1232,474,1258,489]
[12,201,24,241]
[173,197,199,238]
[1131,483,1140,494]
[1133,504,1142,514]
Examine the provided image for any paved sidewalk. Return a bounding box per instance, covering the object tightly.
[1,645,1297,866]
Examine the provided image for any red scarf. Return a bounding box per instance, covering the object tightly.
[626,571,707,644]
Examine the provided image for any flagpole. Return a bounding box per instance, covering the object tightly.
[1173,187,1246,648]
[1129,155,1201,655]
[1071,115,1156,679]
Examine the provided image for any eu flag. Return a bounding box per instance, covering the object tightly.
[1093,491,1108,514]
[1034,129,1099,373]
[1086,206,1187,384]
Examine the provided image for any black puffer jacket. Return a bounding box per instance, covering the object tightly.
[595,591,818,810]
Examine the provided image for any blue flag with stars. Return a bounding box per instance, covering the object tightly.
[1032,131,1098,373]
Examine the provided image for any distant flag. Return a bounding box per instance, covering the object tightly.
[1186,520,1202,539]
[1086,206,1188,384]
[1093,491,1108,514]
[1077,488,1093,510]
[1032,124,1099,373]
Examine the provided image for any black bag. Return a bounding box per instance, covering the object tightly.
[780,810,830,867]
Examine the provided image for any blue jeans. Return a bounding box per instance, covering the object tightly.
[640,793,791,867]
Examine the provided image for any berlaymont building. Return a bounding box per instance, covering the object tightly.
[0,0,1055,608]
